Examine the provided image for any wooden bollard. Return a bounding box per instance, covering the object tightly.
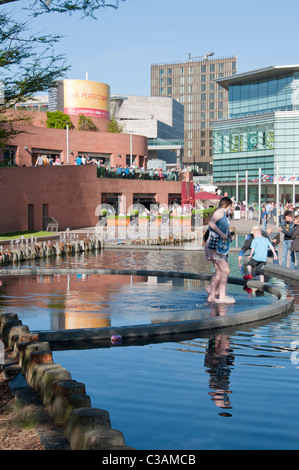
[18,333,39,343]
[0,313,18,325]
[83,428,126,450]
[48,380,91,424]
[27,350,53,381]
[66,407,112,450]
[51,379,86,398]
[1,320,23,346]
[19,341,51,373]
[7,324,30,348]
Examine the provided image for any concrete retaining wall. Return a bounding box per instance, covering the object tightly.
[0,238,102,266]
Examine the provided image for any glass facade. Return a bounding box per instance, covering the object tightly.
[229,73,299,118]
[213,69,299,182]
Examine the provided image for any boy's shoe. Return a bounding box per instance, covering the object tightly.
[243,274,252,280]
[243,286,252,294]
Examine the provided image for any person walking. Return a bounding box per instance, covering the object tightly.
[279,210,295,269]
[205,197,235,304]
[261,206,267,231]
[290,215,299,269]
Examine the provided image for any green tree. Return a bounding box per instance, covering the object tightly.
[46,111,73,129]
[77,114,99,132]
[0,0,126,147]
[107,117,123,133]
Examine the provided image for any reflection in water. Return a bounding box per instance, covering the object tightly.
[204,335,234,413]
[0,271,275,331]
[2,249,296,449]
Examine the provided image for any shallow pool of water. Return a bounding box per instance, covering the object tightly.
[1,248,299,449]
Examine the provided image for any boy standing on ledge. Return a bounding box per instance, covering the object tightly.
[247,229,278,283]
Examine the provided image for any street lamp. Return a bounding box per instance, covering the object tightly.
[187,52,215,61]
[64,122,69,165]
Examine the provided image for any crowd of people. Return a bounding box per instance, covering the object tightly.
[97,164,182,181]
[34,154,183,181]
[34,154,62,166]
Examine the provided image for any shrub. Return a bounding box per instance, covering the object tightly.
[46,111,73,129]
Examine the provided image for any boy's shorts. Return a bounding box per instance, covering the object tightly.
[248,258,265,275]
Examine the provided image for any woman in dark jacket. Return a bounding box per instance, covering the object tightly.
[291,215,299,270]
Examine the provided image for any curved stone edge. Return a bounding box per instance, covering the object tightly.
[0,267,295,450]
[265,263,299,281]
[0,267,294,344]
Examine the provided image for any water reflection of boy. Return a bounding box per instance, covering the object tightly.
[204,334,234,410]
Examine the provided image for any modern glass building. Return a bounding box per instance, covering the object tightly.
[213,65,299,183]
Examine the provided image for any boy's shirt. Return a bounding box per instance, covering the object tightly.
[251,237,272,262]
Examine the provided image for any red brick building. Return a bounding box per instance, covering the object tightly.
[0,166,182,233]
[0,110,184,233]
[1,110,148,168]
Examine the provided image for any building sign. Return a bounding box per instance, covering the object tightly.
[63,80,110,119]
[49,79,110,119]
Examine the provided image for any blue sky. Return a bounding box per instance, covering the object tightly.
[10,0,299,96]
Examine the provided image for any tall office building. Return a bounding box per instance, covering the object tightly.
[151,54,237,174]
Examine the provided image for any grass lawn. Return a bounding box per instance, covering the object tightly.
[0,231,55,240]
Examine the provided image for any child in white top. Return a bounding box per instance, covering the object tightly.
[247,229,278,282]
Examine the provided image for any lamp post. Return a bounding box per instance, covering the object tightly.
[66,123,69,165]
[276,164,280,228]
[187,52,215,61]
[64,121,70,164]
[258,168,262,221]
[245,170,248,220]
